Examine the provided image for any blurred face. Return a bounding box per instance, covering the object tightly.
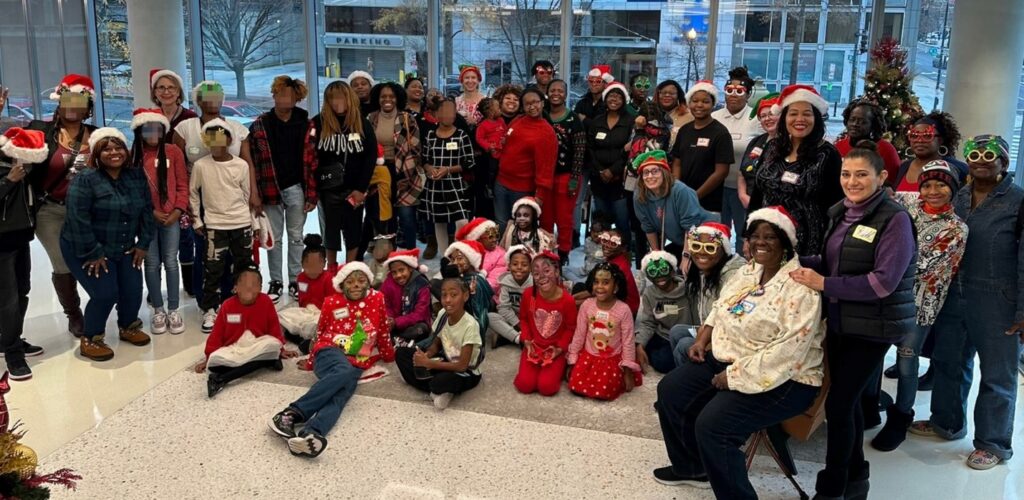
[449,249,471,274]
[591,269,616,302]
[785,102,815,140]
[689,233,726,273]
[379,87,397,113]
[841,157,886,204]
[461,71,479,92]
[388,261,412,286]
[605,91,624,112]
[329,93,348,115]
[234,272,261,305]
[351,77,371,100]
[154,76,181,107]
[141,123,164,146]
[587,76,606,95]
[535,67,553,85]
[657,85,679,110]
[548,82,567,108]
[514,206,535,230]
[302,253,325,280]
[98,140,127,169]
[758,108,779,135]
[724,80,749,112]
[532,257,560,292]
[846,106,873,141]
[919,179,953,209]
[478,227,499,251]
[274,86,298,112]
[198,91,224,115]
[908,124,940,158]
[522,92,544,118]
[203,129,231,156]
[501,93,520,115]
[436,101,456,126]
[747,222,785,267]
[508,253,531,282]
[688,92,713,119]
[342,272,369,301]
[440,280,469,315]
[641,166,666,191]
[58,93,90,122]
[406,80,424,103]
[485,100,500,119]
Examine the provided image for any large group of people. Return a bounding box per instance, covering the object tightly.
[0,63,1021,499]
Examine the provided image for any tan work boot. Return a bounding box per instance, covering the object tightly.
[80,336,115,361]
[119,320,152,346]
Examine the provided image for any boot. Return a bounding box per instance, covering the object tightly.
[558,249,569,268]
[181,262,195,296]
[918,365,934,391]
[52,273,85,337]
[118,319,152,346]
[423,234,438,260]
[870,407,914,452]
[80,335,115,361]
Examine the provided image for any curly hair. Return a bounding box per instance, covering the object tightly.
[727,66,755,92]
[492,84,523,106]
[585,262,629,302]
[841,99,887,141]
[270,75,309,101]
[914,110,961,152]
[368,82,408,112]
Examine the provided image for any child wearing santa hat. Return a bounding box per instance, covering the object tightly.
[278,234,335,354]
[381,248,433,347]
[424,240,494,350]
[499,196,555,255]
[455,217,507,298]
[514,251,578,396]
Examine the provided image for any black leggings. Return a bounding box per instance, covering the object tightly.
[319,191,365,252]
[394,346,481,395]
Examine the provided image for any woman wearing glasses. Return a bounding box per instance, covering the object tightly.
[892,111,968,191]
[910,135,1024,471]
[631,150,707,263]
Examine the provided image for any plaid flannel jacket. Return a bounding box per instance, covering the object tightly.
[249,113,318,206]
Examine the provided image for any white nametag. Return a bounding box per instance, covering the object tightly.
[750,147,763,157]
[446,142,458,150]
[227,313,242,324]
[188,146,201,156]
[781,171,800,184]
[853,225,878,243]
[333,307,350,320]
[663,304,680,315]
[348,133,360,141]
[298,282,309,292]
[697,138,710,147]
[595,132,607,140]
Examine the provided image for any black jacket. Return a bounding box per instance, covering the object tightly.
[0,159,35,248]
[25,119,98,194]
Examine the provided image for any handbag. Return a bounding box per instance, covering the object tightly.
[316,161,347,191]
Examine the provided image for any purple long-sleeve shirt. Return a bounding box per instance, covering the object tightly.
[381,274,433,331]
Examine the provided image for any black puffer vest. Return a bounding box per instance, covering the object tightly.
[824,192,916,342]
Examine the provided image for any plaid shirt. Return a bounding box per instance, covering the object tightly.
[249,113,318,206]
[62,167,155,262]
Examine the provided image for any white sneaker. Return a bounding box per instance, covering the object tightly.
[431,392,453,410]
[201,309,217,333]
[167,309,186,335]
[151,308,168,335]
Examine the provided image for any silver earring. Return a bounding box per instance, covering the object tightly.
[938,145,949,157]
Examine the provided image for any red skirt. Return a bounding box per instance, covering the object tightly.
[568,351,642,401]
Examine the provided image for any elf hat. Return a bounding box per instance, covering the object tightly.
[445,240,487,276]
[0,128,48,164]
[455,217,499,242]
[332,261,373,292]
[383,248,429,274]
[150,68,185,93]
[588,64,614,83]
[512,196,542,218]
[632,150,670,176]
[775,84,829,116]
[641,250,678,277]
[87,127,129,153]
[747,206,798,248]
[602,82,628,101]
[191,80,224,106]
[685,80,719,105]
[687,222,734,256]
[918,159,960,194]
[459,65,482,83]
[130,107,171,131]
[50,74,95,100]
[750,92,781,119]
[505,244,533,266]
[346,70,376,87]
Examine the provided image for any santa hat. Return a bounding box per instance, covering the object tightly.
[750,92,781,120]
[747,206,798,248]
[191,80,223,106]
[505,244,533,265]
[149,68,185,93]
[632,150,670,176]
[512,196,542,218]
[918,159,960,194]
[383,248,429,274]
[445,240,486,276]
[533,250,560,266]
[459,65,482,83]
[685,80,718,104]
[455,217,499,242]
[201,118,233,139]
[588,64,614,83]
[376,143,385,165]
[775,84,829,116]
[50,74,95,100]
[130,107,171,131]
[687,222,734,256]
[346,70,376,87]
[641,250,678,275]
[602,82,628,101]
[0,128,48,164]
[87,127,128,153]
[332,261,373,292]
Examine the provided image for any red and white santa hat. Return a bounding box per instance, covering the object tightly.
[87,127,129,153]
[383,248,429,274]
[685,80,719,104]
[455,217,499,242]
[686,222,734,256]
[504,244,533,265]
[640,250,679,272]
[346,70,376,87]
[747,206,798,248]
[445,240,487,276]
[602,81,628,102]
[332,261,373,292]
[0,127,48,164]
[130,107,171,131]
[775,84,829,116]
[150,68,185,93]
[50,74,95,101]
[375,143,385,166]
[588,64,614,84]
[512,196,542,218]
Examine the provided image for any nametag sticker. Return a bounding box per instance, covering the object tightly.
[309,127,317,137]
[595,132,607,140]
[333,307,350,320]
[663,304,680,315]
[226,314,242,324]
[696,138,710,147]
[445,142,458,150]
[348,133,360,141]
[781,171,800,184]
[852,225,878,243]
[731,132,742,140]
[298,282,309,292]
[188,146,201,156]
[594,310,610,323]
[750,147,763,157]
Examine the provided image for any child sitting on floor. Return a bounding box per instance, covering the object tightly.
[269,261,394,458]
[499,196,555,254]
[567,262,642,401]
[580,211,612,279]
[195,265,298,398]
[430,240,493,343]
[487,245,532,348]
[278,234,334,354]
[381,248,433,347]
[635,250,691,374]
[455,217,507,298]
[572,227,640,315]
[395,273,483,410]
[514,251,577,397]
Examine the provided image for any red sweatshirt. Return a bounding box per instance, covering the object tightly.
[608,253,640,315]
[519,287,577,352]
[496,115,558,200]
[308,289,395,370]
[475,118,508,159]
[204,294,284,358]
[297,270,335,308]
[141,143,189,215]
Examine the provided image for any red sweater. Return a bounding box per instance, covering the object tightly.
[496,115,558,198]
[141,143,189,215]
[475,118,508,159]
[204,294,284,358]
[308,289,395,370]
[835,138,902,188]
[608,253,640,315]
[519,287,577,351]
[297,270,335,308]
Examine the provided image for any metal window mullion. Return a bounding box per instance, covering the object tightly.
[84,0,105,125]
[22,0,43,119]
[188,0,204,93]
[304,0,319,113]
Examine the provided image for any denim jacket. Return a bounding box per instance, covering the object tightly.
[953,173,1024,322]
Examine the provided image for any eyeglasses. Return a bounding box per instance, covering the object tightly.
[966,149,1001,163]
[907,125,937,143]
[724,85,747,96]
[155,85,178,94]
[598,233,622,246]
[640,168,663,178]
[535,69,553,76]
[644,259,672,279]
[688,240,721,255]
[633,80,652,91]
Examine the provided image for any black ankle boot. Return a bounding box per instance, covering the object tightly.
[918,366,934,391]
[871,406,914,451]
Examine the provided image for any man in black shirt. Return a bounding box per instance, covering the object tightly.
[670,81,733,214]
[574,64,612,123]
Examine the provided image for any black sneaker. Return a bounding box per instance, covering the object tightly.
[6,357,32,381]
[918,366,934,391]
[883,364,898,379]
[207,376,226,399]
[652,466,711,488]
[0,340,43,358]
[269,409,303,438]
[288,432,328,458]
[272,358,284,371]
[268,280,284,303]
[288,281,299,300]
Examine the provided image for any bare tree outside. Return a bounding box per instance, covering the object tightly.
[465,0,564,83]
[373,0,431,78]
[95,0,132,96]
[201,0,296,99]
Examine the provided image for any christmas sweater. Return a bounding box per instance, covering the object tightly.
[204,294,284,358]
[307,289,395,370]
[567,298,640,372]
[297,270,335,309]
[519,287,577,364]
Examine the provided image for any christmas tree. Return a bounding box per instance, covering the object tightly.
[862,37,924,156]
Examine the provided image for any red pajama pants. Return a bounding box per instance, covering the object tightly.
[539,173,579,253]
[514,350,567,396]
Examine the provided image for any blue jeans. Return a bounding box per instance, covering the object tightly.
[397,204,419,250]
[928,281,1022,459]
[656,352,818,500]
[144,223,181,310]
[288,348,362,437]
[265,184,307,284]
[494,182,532,236]
[894,322,931,413]
[591,195,631,248]
[721,187,745,255]
[670,325,698,368]
[60,238,143,339]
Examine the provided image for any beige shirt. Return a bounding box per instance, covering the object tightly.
[705,258,825,394]
[189,155,252,230]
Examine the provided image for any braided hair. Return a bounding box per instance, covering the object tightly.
[131,125,169,205]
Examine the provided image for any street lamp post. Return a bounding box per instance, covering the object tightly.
[933,1,950,110]
[685,28,698,90]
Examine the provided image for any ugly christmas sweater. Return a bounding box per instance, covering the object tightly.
[307,288,395,370]
[519,287,577,352]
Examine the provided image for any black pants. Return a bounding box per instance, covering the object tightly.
[816,333,892,497]
[395,346,481,395]
[201,227,253,312]
[393,322,431,342]
[0,243,31,360]
[209,359,280,385]
[283,330,312,354]
[320,191,364,253]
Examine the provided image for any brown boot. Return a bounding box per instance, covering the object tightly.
[52,273,85,337]
[80,336,114,361]
[423,234,438,259]
[119,319,151,346]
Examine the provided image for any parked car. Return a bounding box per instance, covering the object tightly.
[220,101,263,126]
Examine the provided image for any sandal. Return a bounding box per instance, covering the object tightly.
[908,420,937,437]
[966,449,1001,470]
